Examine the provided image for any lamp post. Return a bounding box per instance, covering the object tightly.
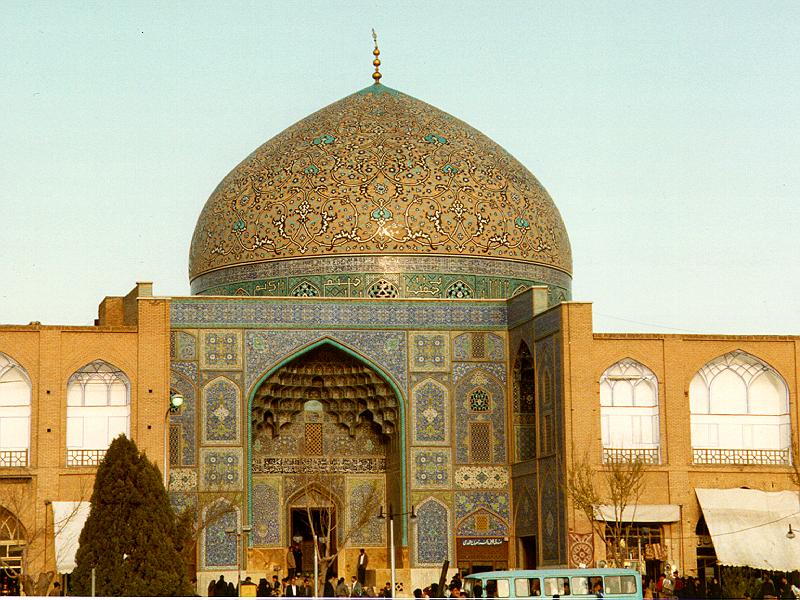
[226,524,253,589]
[376,504,416,598]
[162,393,185,486]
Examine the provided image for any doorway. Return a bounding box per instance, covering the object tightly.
[291,507,337,577]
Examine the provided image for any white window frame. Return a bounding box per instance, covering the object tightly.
[599,359,660,461]
[66,360,130,452]
[0,354,32,460]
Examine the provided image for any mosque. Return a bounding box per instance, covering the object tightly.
[0,40,798,595]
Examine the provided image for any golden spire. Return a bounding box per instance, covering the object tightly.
[371,28,382,84]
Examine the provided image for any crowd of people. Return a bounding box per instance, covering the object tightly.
[645,570,799,600]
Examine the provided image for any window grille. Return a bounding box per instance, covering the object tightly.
[305,423,323,455]
[470,422,492,463]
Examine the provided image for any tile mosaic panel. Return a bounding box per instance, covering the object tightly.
[170,371,197,466]
[456,509,508,537]
[409,333,450,372]
[200,447,243,492]
[411,449,450,489]
[171,298,508,331]
[508,289,534,328]
[171,331,197,361]
[244,330,407,394]
[454,466,509,489]
[515,425,536,462]
[513,478,537,537]
[455,491,510,521]
[454,366,506,464]
[169,491,197,516]
[347,476,386,546]
[452,361,506,384]
[202,377,241,445]
[452,332,505,361]
[203,503,239,568]
[199,330,243,370]
[540,457,561,563]
[172,360,198,383]
[168,468,198,492]
[415,498,451,566]
[534,308,562,340]
[411,378,449,445]
[252,476,281,546]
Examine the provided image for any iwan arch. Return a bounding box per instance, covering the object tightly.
[0,51,798,596]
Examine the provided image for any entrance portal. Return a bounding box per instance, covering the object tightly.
[291,507,337,576]
[250,342,405,575]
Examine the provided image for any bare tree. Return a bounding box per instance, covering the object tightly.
[291,474,380,589]
[567,452,646,568]
[0,479,90,596]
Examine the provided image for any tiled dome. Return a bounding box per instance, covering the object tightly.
[189,84,572,301]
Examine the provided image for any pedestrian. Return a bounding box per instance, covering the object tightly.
[324,575,337,598]
[336,577,350,597]
[351,576,364,597]
[214,575,228,597]
[286,576,299,597]
[357,549,369,585]
[288,545,297,579]
[258,578,271,598]
[761,573,777,600]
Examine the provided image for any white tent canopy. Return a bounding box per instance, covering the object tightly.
[595,504,681,523]
[696,488,800,571]
[52,501,91,574]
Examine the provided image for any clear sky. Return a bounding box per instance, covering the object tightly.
[1,1,798,333]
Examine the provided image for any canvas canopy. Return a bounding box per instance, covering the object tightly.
[695,488,800,571]
[595,504,681,523]
[52,501,91,574]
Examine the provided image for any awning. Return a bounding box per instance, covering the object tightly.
[696,488,800,571]
[52,501,91,574]
[595,504,681,523]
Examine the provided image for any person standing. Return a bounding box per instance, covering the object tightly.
[285,576,299,597]
[351,576,363,597]
[357,549,369,586]
[288,545,297,579]
[214,575,228,597]
[324,575,337,598]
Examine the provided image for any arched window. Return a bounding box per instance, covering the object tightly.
[0,354,31,467]
[600,359,660,464]
[513,343,536,461]
[690,350,790,465]
[66,360,130,466]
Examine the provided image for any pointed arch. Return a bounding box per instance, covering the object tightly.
[415,497,451,566]
[456,507,509,537]
[599,358,660,464]
[202,376,241,445]
[411,377,449,445]
[202,499,239,568]
[0,353,31,466]
[66,360,130,463]
[247,337,408,544]
[169,369,197,467]
[690,350,790,464]
[513,341,535,462]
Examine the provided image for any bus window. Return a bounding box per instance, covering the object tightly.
[570,577,590,595]
[484,579,510,598]
[603,576,636,595]
[515,579,530,597]
[530,579,542,597]
[544,577,571,597]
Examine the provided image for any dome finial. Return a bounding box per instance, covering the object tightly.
[371,28,382,84]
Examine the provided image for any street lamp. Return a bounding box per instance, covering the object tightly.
[226,524,253,589]
[376,504,416,598]
[162,393,185,486]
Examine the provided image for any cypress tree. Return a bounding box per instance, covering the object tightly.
[72,434,192,596]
